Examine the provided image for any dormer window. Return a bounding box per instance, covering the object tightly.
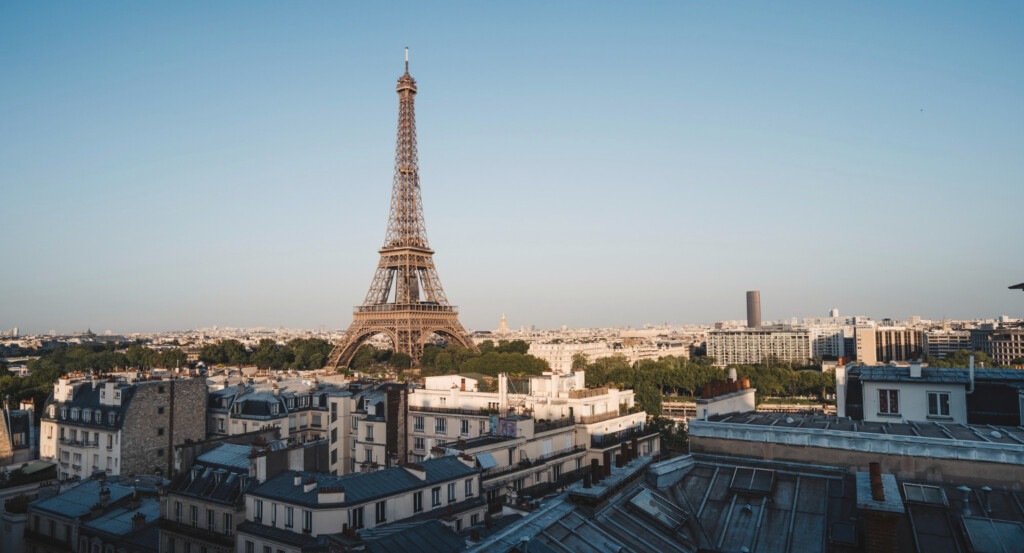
[114,391,121,400]
[108,412,117,425]
[271,404,279,415]
[61,407,68,419]
[287,398,294,409]
[82,409,91,423]
[48,405,56,418]
[71,408,80,421]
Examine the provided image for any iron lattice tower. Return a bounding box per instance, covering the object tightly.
[326,50,476,369]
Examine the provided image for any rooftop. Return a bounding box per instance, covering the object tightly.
[30,480,134,519]
[81,497,160,536]
[196,443,252,471]
[248,456,478,507]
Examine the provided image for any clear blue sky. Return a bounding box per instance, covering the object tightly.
[2,2,1022,334]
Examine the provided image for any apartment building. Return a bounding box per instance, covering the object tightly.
[236,456,483,552]
[971,327,1024,366]
[923,329,972,359]
[40,375,207,481]
[206,378,335,441]
[325,382,408,475]
[160,444,254,553]
[705,327,812,366]
[0,399,35,465]
[25,479,159,553]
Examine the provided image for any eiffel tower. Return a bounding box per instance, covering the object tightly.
[326,49,476,370]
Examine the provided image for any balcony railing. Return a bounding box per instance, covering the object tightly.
[482,445,587,480]
[568,388,608,399]
[578,411,622,425]
[355,304,457,314]
[590,426,658,449]
[534,418,575,433]
[410,406,496,417]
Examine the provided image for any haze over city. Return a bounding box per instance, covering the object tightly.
[2,2,1022,334]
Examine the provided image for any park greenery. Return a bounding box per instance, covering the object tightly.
[198,338,334,372]
[350,339,550,379]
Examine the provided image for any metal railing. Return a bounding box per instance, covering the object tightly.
[534,418,575,433]
[579,411,622,425]
[355,304,457,314]
[410,406,496,417]
[590,426,658,448]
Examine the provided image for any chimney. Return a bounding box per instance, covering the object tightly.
[620,442,630,465]
[303,477,317,493]
[583,472,592,488]
[590,459,601,483]
[99,487,111,504]
[131,511,147,532]
[602,451,612,477]
[460,378,466,392]
[909,360,922,379]
[631,437,640,459]
[857,462,905,553]
[728,368,738,383]
[293,472,302,486]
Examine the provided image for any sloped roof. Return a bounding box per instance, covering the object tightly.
[81,497,160,536]
[361,520,466,553]
[30,480,134,519]
[196,443,252,470]
[249,456,478,507]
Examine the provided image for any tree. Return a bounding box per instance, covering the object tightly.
[1012,357,1024,366]
[390,352,412,370]
[634,378,662,416]
[571,352,589,371]
[478,340,496,354]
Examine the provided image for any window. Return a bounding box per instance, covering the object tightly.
[553,464,562,479]
[108,412,116,425]
[928,392,951,417]
[312,414,321,427]
[413,491,423,512]
[82,409,91,422]
[245,542,254,553]
[435,418,447,434]
[224,513,233,535]
[471,514,479,525]
[440,397,446,405]
[414,416,424,432]
[190,505,198,527]
[448,482,456,503]
[207,509,215,532]
[302,510,312,533]
[158,385,166,393]
[157,448,165,457]
[414,437,424,450]
[157,428,165,437]
[174,501,182,523]
[254,500,263,522]
[878,389,900,415]
[331,450,338,464]
[431,487,441,507]
[366,424,374,442]
[375,500,386,523]
[460,420,470,436]
[285,506,293,528]
[271,502,277,526]
[331,428,337,444]
[465,479,473,497]
[350,506,364,529]
[71,408,79,420]
[158,407,165,415]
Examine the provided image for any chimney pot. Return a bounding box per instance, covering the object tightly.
[869,462,885,501]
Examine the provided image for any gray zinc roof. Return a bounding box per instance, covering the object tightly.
[196,443,252,470]
[30,480,134,519]
[81,497,160,536]
[249,456,478,507]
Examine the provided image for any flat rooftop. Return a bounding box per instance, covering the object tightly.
[706,412,1024,446]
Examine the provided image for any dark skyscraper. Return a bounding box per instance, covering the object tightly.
[746,291,761,328]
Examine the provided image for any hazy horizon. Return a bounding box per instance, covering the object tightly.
[3,2,1023,335]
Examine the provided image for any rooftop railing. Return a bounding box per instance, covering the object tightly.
[590,426,658,448]
[578,411,622,425]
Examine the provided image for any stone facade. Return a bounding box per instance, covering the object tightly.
[121,378,207,478]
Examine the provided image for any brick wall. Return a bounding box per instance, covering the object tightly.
[121,379,207,477]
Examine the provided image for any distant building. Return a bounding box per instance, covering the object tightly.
[923,329,971,359]
[970,327,1024,366]
[705,327,812,366]
[746,291,761,328]
[206,378,334,441]
[0,400,35,465]
[854,324,923,364]
[40,375,207,481]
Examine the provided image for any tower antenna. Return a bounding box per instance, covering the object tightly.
[404,47,409,72]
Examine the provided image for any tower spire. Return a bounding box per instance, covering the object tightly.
[325,52,476,371]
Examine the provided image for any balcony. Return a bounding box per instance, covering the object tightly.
[569,388,608,400]
[410,406,497,417]
[482,445,587,481]
[578,411,622,425]
[590,426,658,449]
[355,303,457,314]
[534,418,575,433]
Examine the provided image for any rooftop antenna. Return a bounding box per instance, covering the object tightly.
[404,46,409,73]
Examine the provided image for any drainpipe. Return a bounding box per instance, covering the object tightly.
[967,356,976,395]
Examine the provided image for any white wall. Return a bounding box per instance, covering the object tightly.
[861,381,967,424]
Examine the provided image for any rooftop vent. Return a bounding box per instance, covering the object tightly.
[729,467,775,495]
[627,488,688,530]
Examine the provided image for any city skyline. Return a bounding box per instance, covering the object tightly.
[2,2,1023,334]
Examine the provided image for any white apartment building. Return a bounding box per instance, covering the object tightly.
[705,327,813,366]
[236,456,484,552]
